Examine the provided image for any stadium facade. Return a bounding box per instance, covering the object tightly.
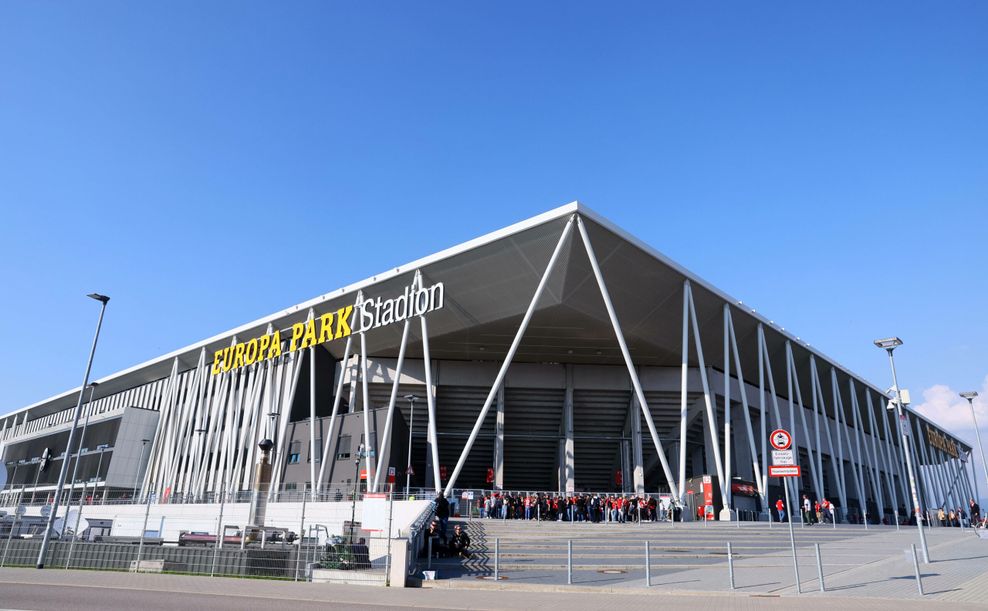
[0,203,976,521]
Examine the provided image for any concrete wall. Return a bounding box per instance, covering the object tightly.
[1,499,431,541]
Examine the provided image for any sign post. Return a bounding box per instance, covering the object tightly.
[769,429,801,594]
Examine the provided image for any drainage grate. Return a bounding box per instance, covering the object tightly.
[476,575,509,580]
[598,569,626,574]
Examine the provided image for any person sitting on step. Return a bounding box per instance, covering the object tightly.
[448,524,471,558]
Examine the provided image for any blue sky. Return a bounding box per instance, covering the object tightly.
[2,3,987,490]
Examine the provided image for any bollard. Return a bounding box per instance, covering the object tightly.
[910,544,925,595]
[864,512,869,530]
[895,511,900,532]
[727,542,736,590]
[427,536,433,570]
[567,539,573,585]
[814,543,825,592]
[645,541,651,587]
[494,538,499,581]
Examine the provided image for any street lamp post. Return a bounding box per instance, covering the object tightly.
[193,427,207,502]
[404,395,419,496]
[133,439,150,500]
[875,337,930,563]
[67,383,99,507]
[37,292,109,569]
[959,391,988,506]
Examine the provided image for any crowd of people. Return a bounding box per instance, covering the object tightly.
[479,491,679,523]
[936,499,983,528]
[772,495,987,528]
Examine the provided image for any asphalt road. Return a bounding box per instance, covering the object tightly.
[0,570,984,611]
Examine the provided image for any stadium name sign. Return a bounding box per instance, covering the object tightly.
[926,425,959,459]
[211,281,445,375]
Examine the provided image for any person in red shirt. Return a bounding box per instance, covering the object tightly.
[775,498,786,522]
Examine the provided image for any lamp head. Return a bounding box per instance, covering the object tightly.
[873,337,903,350]
[404,394,419,403]
[87,293,110,304]
[960,391,979,401]
[89,382,99,388]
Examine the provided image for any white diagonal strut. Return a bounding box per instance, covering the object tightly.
[685,281,728,506]
[442,216,575,496]
[372,318,411,492]
[316,336,352,491]
[726,307,764,499]
[786,342,822,499]
[723,304,732,508]
[359,299,375,488]
[679,280,689,502]
[578,216,681,500]
[420,294,442,492]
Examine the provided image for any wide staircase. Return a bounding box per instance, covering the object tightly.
[424,516,725,582]
[420,516,958,587]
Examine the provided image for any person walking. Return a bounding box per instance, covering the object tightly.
[776,498,786,522]
[802,495,812,525]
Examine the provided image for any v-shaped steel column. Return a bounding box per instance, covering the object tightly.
[442,216,576,496]
[576,216,680,500]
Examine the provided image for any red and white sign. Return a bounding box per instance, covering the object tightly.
[701,475,714,520]
[769,465,801,477]
[770,429,792,450]
[387,466,396,484]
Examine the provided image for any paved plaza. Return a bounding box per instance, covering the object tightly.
[421,519,988,603]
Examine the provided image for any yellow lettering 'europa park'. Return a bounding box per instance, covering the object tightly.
[211,305,353,375]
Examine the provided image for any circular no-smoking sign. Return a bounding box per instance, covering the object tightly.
[770,429,792,450]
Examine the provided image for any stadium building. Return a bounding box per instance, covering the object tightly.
[0,203,976,522]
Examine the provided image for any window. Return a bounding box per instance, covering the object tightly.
[336,435,351,460]
[308,438,322,463]
[288,441,302,464]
